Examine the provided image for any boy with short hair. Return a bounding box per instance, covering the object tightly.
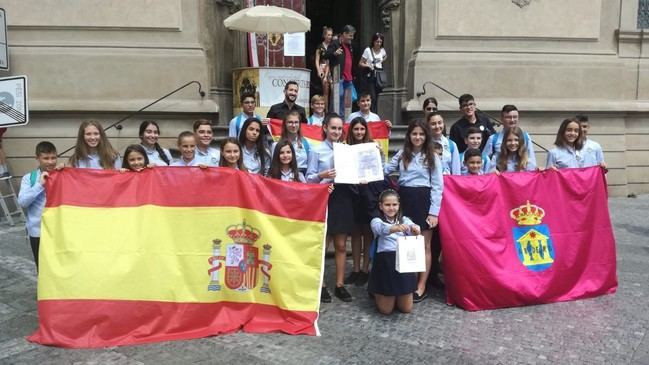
[308,95,326,125]
[17,141,59,271]
[449,93,495,152]
[345,93,392,128]
[460,127,491,174]
[229,92,266,138]
[576,114,606,169]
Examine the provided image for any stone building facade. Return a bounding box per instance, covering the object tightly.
[0,0,647,196]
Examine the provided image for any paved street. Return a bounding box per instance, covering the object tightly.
[0,195,648,365]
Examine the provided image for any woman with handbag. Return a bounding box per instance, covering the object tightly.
[359,33,387,113]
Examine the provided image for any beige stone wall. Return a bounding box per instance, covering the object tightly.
[398,0,649,197]
[0,0,225,186]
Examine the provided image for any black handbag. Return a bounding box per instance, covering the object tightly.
[370,51,387,89]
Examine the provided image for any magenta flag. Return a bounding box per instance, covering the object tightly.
[439,167,617,311]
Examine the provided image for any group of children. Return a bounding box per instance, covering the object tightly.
[17,99,606,315]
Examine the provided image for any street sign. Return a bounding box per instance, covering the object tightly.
[0,75,28,127]
[0,9,7,71]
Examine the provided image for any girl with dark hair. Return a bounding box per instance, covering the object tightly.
[344,117,374,286]
[238,118,270,175]
[69,120,120,169]
[546,118,585,169]
[121,144,150,172]
[139,120,171,166]
[268,139,305,182]
[384,119,443,303]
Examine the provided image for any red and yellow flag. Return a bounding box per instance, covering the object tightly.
[28,168,329,348]
[268,118,391,160]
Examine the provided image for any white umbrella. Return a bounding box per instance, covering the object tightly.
[224,5,311,66]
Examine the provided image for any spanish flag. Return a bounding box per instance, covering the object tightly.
[28,168,330,348]
[268,118,391,160]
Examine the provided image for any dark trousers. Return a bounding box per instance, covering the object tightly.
[429,227,442,277]
[29,236,40,271]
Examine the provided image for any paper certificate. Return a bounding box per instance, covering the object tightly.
[333,142,384,184]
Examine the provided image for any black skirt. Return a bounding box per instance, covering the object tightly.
[399,186,432,231]
[368,251,417,296]
[327,184,355,235]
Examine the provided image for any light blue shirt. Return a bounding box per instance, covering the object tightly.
[142,145,172,166]
[490,154,537,172]
[73,153,121,169]
[270,138,310,170]
[546,146,583,169]
[371,216,416,253]
[306,140,335,184]
[242,145,270,175]
[582,138,605,167]
[433,136,461,175]
[346,111,381,123]
[280,169,306,182]
[228,112,262,138]
[195,147,220,166]
[459,151,492,174]
[170,157,201,167]
[17,170,46,237]
[384,150,444,216]
[308,114,325,126]
[486,130,537,167]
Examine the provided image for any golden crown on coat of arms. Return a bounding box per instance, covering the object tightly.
[509,200,545,226]
[226,220,261,245]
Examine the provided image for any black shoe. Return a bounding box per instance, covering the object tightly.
[413,290,428,303]
[320,287,332,303]
[335,286,353,302]
[344,271,360,285]
[355,271,369,286]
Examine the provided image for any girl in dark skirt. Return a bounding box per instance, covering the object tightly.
[343,117,376,286]
[368,189,421,314]
[383,119,443,303]
[306,113,354,303]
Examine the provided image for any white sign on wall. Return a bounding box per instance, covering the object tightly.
[258,68,310,108]
[0,75,28,127]
[0,9,7,71]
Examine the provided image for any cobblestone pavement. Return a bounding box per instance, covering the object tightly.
[0,196,648,365]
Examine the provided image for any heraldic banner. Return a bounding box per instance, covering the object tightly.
[28,167,330,348]
[439,166,617,311]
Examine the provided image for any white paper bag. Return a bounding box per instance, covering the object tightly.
[395,235,426,273]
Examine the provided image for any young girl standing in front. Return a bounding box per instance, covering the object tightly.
[139,120,172,166]
[368,189,421,314]
[546,118,585,169]
[69,120,121,169]
[268,139,305,182]
[239,118,270,175]
[493,126,536,173]
[306,113,353,303]
[384,119,443,302]
[219,138,246,171]
[121,144,150,172]
[428,112,460,175]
